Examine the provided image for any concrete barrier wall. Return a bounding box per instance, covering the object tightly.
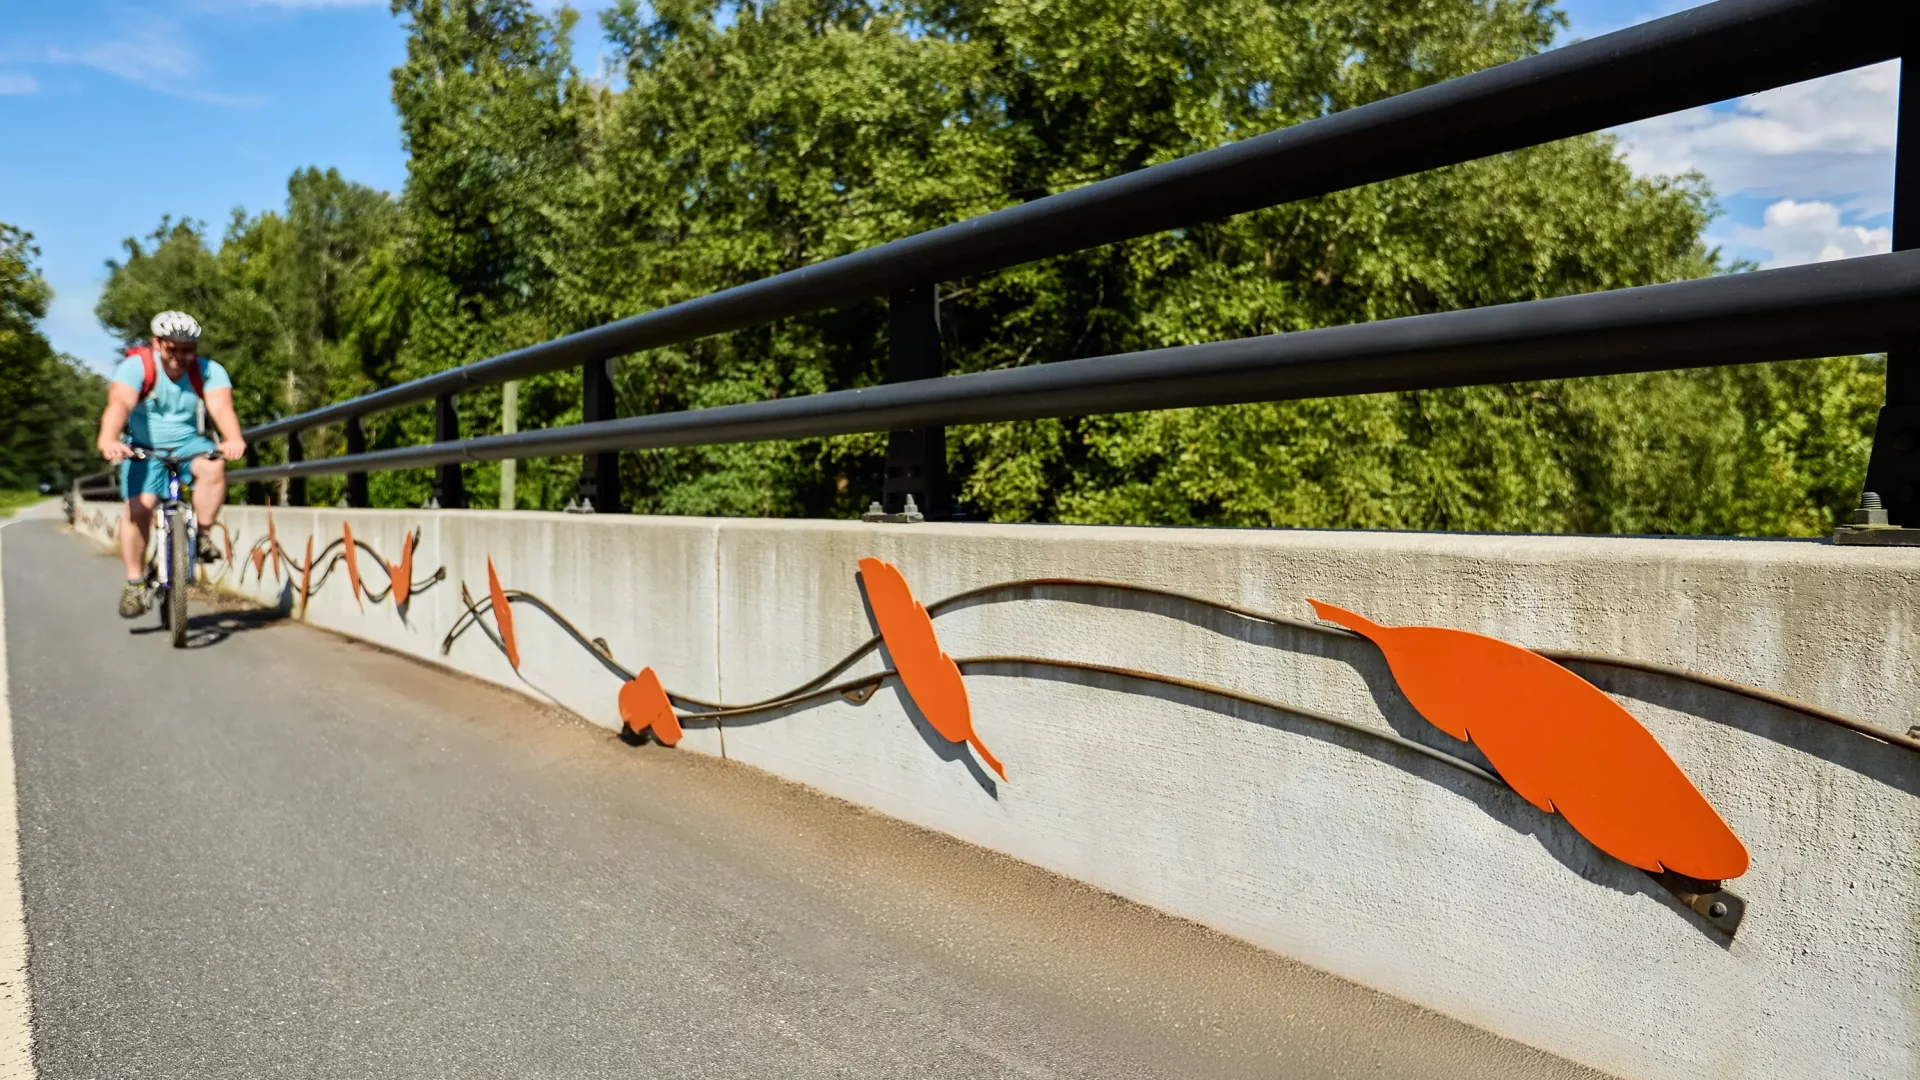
[73,503,1920,1079]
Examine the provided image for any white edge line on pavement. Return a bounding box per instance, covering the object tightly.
[0,507,42,1078]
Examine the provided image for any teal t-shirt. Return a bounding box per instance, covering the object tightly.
[110,354,232,450]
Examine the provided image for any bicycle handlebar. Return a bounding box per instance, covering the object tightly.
[124,446,223,463]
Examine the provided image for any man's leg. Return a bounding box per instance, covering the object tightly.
[119,495,157,580]
[117,494,158,617]
[190,455,226,529]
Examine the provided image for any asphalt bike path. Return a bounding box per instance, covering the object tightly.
[0,514,1601,1079]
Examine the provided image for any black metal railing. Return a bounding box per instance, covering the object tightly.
[106,0,1919,525]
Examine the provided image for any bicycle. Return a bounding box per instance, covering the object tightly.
[125,446,221,649]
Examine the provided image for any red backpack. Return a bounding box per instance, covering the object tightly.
[129,344,207,404]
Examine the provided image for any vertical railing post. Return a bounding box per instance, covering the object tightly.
[344,417,370,508]
[500,380,519,511]
[286,430,307,508]
[433,394,466,509]
[882,285,949,520]
[578,359,623,512]
[1863,47,1920,526]
[244,446,266,505]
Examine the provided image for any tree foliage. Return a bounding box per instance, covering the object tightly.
[0,225,105,489]
[88,0,1882,533]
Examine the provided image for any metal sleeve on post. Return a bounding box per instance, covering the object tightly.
[244,446,265,506]
[1859,43,1920,526]
[434,395,465,509]
[345,418,370,508]
[579,360,622,513]
[883,285,948,520]
[286,432,306,507]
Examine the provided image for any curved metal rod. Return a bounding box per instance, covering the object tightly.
[674,673,893,722]
[664,653,1497,787]
[929,576,1918,755]
[233,532,443,604]
[923,576,1347,639]
[1540,649,1920,754]
[430,571,1917,758]
[452,583,512,660]
[440,584,889,713]
[956,655,1501,784]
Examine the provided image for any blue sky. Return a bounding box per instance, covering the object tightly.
[0,0,1898,370]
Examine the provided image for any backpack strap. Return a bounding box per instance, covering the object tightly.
[132,346,157,404]
[130,345,207,404]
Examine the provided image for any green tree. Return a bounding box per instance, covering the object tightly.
[87,0,1884,534]
[0,224,106,489]
[375,0,586,508]
[97,172,403,503]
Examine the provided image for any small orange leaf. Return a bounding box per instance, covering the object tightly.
[391,531,414,609]
[299,536,314,616]
[250,547,265,579]
[220,525,232,566]
[487,557,518,670]
[1309,599,1748,880]
[859,557,1003,780]
[342,522,364,610]
[267,512,281,581]
[618,667,682,747]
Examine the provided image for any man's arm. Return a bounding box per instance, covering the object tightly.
[204,387,248,462]
[96,382,138,464]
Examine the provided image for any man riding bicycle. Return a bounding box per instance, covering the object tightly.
[94,311,248,618]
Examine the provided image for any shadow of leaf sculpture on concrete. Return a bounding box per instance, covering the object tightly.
[408,551,1917,938]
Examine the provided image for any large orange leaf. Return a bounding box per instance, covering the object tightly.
[342,522,364,610]
[617,667,682,747]
[859,558,1004,780]
[1309,599,1747,880]
[391,531,414,609]
[299,536,313,616]
[267,512,281,581]
[487,557,519,670]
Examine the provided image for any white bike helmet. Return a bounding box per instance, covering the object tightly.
[150,310,202,343]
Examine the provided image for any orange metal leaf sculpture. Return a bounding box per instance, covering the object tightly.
[250,547,265,579]
[391,531,414,609]
[1308,599,1748,881]
[618,667,683,747]
[267,512,282,581]
[858,557,1004,780]
[219,524,232,567]
[299,536,314,616]
[342,522,365,609]
[487,557,519,670]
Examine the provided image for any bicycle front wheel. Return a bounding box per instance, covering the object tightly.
[169,522,189,648]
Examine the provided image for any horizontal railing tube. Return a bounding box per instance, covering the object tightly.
[228,250,1920,483]
[237,0,1898,444]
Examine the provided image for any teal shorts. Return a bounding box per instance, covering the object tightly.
[120,436,219,501]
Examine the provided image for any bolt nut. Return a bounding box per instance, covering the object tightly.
[1707,901,1728,919]
[1850,491,1890,526]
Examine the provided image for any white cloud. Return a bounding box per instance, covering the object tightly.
[45,14,266,109]
[1729,199,1892,270]
[0,71,36,95]
[1614,61,1898,215]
